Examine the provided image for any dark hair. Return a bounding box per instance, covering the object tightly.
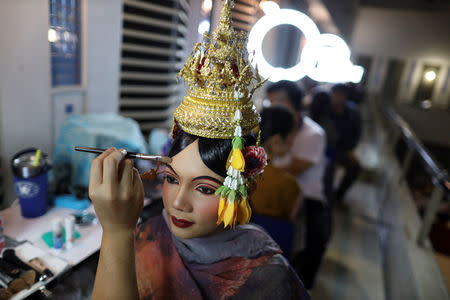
[310,91,331,123]
[266,80,304,112]
[168,130,256,178]
[331,83,349,95]
[260,106,295,144]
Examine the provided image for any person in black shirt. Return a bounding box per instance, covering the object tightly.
[312,84,362,206]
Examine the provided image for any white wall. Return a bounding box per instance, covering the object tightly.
[0,0,52,207]
[0,0,123,207]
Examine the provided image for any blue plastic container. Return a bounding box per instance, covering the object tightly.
[13,172,48,218]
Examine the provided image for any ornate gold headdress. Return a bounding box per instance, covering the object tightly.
[173,0,267,229]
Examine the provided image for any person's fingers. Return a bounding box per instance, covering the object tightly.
[117,158,128,182]
[120,159,134,191]
[89,160,101,190]
[132,168,142,190]
[133,168,144,202]
[103,149,127,185]
[96,147,116,161]
[89,147,116,187]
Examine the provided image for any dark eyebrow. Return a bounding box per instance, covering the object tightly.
[167,165,222,185]
[193,176,223,185]
[166,165,178,176]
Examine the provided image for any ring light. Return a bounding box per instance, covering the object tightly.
[248,11,364,83]
[247,9,320,82]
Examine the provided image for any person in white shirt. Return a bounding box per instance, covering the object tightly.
[267,80,331,290]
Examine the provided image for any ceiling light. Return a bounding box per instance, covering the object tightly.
[198,20,210,35]
[48,29,58,43]
[202,0,213,14]
[424,70,436,82]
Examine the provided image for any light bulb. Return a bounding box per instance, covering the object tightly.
[48,29,58,42]
[202,0,213,14]
[259,1,280,15]
[424,70,436,82]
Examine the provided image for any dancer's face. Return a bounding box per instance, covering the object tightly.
[162,140,225,239]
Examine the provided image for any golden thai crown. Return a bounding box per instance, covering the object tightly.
[173,0,266,139]
[172,0,267,229]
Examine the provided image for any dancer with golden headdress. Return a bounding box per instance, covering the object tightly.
[89,1,310,299]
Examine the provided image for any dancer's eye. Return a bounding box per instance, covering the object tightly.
[196,186,216,195]
[165,175,179,185]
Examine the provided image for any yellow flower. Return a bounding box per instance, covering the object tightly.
[237,198,251,225]
[231,148,245,172]
[232,206,238,229]
[246,200,252,221]
[223,200,236,228]
[217,197,226,225]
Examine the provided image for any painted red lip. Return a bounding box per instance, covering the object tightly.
[171,216,194,228]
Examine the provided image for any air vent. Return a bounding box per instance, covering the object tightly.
[119,0,190,134]
[231,0,258,31]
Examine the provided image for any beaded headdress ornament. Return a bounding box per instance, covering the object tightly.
[173,0,267,229]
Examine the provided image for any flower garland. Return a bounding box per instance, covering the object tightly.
[215,109,268,229]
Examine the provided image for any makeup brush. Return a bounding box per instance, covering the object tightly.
[74,146,172,164]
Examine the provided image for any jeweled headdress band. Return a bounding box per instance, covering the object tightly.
[174,93,259,139]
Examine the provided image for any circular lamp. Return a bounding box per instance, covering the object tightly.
[247,9,320,82]
[300,33,363,83]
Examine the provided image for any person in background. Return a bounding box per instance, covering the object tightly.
[346,82,366,105]
[309,91,337,201]
[267,80,304,119]
[250,106,303,260]
[309,91,332,133]
[266,81,330,290]
[326,83,362,205]
[251,106,302,221]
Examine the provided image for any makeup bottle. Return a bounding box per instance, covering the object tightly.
[64,216,75,249]
[52,218,63,250]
